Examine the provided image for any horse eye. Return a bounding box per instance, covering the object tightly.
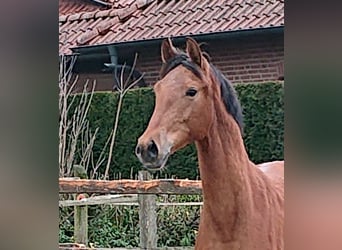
[185,88,197,97]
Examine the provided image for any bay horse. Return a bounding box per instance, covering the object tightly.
[135,37,284,250]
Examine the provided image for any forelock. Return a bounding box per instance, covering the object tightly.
[159,53,203,80]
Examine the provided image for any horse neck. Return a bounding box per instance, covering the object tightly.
[195,95,254,230]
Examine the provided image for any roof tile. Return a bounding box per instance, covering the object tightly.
[80,11,97,20]
[135,0,154,9]
[59,0,284,54]
[67,12,82,22]
[59,0,109,16]
[94,9,112,18]
[117,4,137,20]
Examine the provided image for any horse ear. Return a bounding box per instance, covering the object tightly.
[186,37,202,67]
[161,38,177,63]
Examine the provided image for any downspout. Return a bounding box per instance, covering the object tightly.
[108,45,118,65]
[106,45,120,88]
[105,45,146,89]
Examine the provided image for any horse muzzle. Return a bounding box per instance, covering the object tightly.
[135,139,171,171]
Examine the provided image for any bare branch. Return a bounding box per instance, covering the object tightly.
[91,129,113,179]
[119,62,126,92]
[123,71,145,96]
[59,53,144,181]
[59,56,100,178]
[59,54,78,176]
[123,53,138,90]
[104,54,142,179]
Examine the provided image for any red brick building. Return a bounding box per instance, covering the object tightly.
[59,0,284,92]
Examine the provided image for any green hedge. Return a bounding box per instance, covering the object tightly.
[237,82,284,163]
[69,82,284,179]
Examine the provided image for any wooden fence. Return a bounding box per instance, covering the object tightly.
[59,171,203,250]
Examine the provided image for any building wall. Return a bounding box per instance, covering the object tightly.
[71,73,114,93]
[137,32,284,85]
[210,34,284,83]
[72,31,284,93]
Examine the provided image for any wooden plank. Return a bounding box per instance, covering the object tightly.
[59,178,202,195]
[59,247,194,250]
[59,194,138,207]
[138,171,157,249]
[60,200,203,207]
[74,203,88,245]
[59,243,194,249]
[70,176,88,245]
[157,202,203,206]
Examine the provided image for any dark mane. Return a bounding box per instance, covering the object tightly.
[160,53,203,80]
[159,53,244,134]
[211,65,244,133]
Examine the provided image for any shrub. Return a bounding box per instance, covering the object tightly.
[59,195,202,248]
[236,82,284,163]
[69,82,284,179]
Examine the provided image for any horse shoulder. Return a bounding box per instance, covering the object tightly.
[253,161,284,249]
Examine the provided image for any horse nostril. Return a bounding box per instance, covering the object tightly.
[136,144,142,155]
[147,140,158,160]
[136,140,159,163]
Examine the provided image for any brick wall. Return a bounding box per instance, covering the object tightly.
[210,38,284,83]
[135,53,161,86]
[136,32,284,85]
[71,73,114,93]
[71,71,147,93]
[72,31,284,92]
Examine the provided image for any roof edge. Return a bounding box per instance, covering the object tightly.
[70,26,284,54]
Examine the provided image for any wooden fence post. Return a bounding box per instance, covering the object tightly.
[72,178,88,246]
[73,167,88,246]
[74,202,88,246]
[138,171,157,249]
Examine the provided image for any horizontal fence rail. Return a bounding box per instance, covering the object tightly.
[59,194,138,207]
[59,178,203,195]
[59,172,202,250]
[59,194,203,207]
[59,243,194,249]
[59,244,194,250]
